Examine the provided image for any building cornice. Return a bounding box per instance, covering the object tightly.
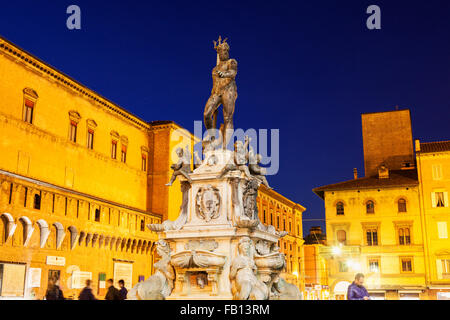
[259,184,306,212]
[0,168,161,219]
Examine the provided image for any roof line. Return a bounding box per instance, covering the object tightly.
[259,184,306,211]
[0,34,150,129]
[420,140,450,144]
[361,108,410,116]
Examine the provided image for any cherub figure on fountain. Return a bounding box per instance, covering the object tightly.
[248,146,271,189]
[218,135,252,179]
[166,146,192,186]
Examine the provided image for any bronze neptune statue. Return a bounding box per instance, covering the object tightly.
[204,36,237,150]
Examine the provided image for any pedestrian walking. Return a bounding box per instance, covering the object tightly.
[118,279,128,300]
[347,273,370,300]
[45,279,65,300]
[78,279,97,300]
[105,279,120,300]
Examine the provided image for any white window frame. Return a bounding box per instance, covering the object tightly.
[432,164,443,180]
[437,222,448,239]
[431,191,449,208]
[437,259,450,279]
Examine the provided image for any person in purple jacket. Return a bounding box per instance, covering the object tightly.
[347,273,370,300]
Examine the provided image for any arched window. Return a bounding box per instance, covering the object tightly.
[405,228,411,244]
[337,230,347,245]
[366,200,375,214]
[34,193,41,210]
[398,198,407,212]
[22,88,38,124]
[336,202,344,215]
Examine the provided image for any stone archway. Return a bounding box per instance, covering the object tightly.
[332,280,351,300]
[1,213,16,242]
[19,216,34,246]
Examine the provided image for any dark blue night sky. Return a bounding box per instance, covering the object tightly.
[1,1,449,235]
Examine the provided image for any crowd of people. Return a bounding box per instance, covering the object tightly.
[44,278,128,300]
[44,273,370,300]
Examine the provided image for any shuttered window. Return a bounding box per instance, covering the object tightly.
[69,121,77,142]
[87,129,94,149]
[23,99,34,124]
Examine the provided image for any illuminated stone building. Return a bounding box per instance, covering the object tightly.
[416,140,450,300]
[256,185,306,291]
[314,110,428,300]
[0,35,306,299]
[303,227,329,300]
[0,36,163,299]
[147,120,199,222]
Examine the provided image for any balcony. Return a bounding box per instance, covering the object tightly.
[318,244,361,259]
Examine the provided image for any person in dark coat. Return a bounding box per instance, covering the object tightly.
[78,279,97,300]
[105,279,120,300]
[118,279,128,300]
[45,279,65,300]
[347,273,370,300]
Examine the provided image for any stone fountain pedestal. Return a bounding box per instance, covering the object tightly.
[155,149,287,300]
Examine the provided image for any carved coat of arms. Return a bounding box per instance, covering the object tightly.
[195,185,221,222]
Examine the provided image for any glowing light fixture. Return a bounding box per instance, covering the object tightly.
[331,246,342,256]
